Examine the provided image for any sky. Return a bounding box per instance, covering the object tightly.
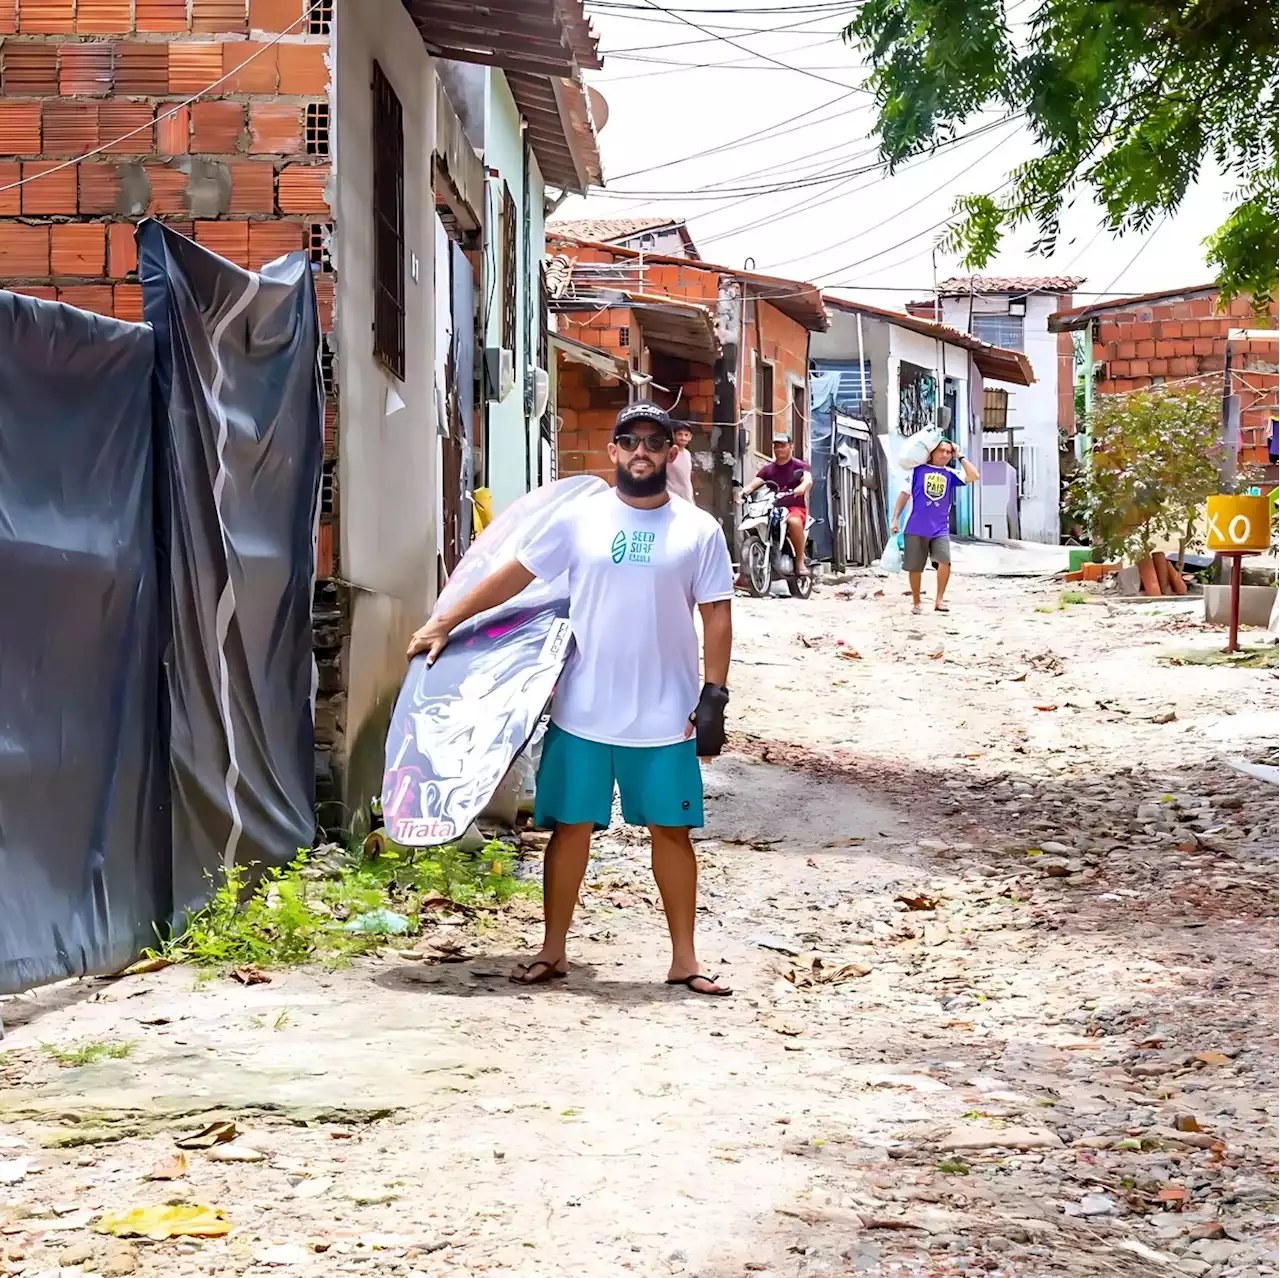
[555,0,1234,307]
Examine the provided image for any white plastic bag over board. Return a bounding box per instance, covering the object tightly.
[895,428,946,471]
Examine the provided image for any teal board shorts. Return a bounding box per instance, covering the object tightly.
[533,722,704,831]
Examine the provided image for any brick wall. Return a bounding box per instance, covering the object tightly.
[1092,291,1278,465]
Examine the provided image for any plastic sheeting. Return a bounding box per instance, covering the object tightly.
[382,477,607,846]
[140,221,323,919]
[807,370,841,563]
[0,291,169,996]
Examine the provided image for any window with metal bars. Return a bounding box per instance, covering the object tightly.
[305,102,329,156]
[306,0,332,35]
[972,312,1024,351]
[371,62,404,380]
[500,182,517,354]
[755,359,774,456]
[618,325,629,348]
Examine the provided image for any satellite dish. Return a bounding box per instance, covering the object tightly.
[587,87,609,133]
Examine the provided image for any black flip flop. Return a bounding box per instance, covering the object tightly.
[510,960,567,986]
[665,973,732,997]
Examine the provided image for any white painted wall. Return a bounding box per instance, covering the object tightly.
[940,291,1063,543]
[333,0,439,820]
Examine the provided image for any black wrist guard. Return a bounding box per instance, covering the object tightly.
[692,682,730,758]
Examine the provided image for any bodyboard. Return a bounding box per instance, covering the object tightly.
[379,475,608,848]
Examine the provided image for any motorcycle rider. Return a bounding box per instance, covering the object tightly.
[740,433,813,578]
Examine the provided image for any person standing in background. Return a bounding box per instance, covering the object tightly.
[668,423,696,504]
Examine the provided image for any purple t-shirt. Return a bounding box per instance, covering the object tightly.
[905,464,964,539]
[757,458,811,510]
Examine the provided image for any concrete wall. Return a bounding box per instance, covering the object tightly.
[809,307,891,433]
[941,291,1062,543]
[484,70,545,514]
[333,0,438,827]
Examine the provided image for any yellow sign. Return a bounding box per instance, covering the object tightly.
[1205,494,1272,553]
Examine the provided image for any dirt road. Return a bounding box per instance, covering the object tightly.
[2,571,1277,1278]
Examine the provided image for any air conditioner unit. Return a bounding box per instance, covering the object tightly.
[484,347,515,403]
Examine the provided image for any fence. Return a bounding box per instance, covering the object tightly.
[0,221,322,997]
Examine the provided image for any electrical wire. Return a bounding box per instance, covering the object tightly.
[601,10,847,53]
[0,1,324,198]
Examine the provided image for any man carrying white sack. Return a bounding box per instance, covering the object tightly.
[407,402,735,997]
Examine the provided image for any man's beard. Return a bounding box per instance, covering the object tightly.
[616,460,668,498]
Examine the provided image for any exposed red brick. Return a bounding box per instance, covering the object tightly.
[136,0,187,32]
[168,41,222,92]
[146,163,189,215]
[195,219,250,266]
[58,284,114,314]
[42,101,99,153]
[108,221,137,276]
[19,0,74,33]
[1192,338,1213,357]
[0,160,17,215]
[3,43,59,95]
[51,221,106,275]
[227,160,274,212]
[222,41,278,92]
[59,42,115,94]
[277,41,327,94]
[115,43,169,94]
[8,285,56,300]
[1149,359,1168,376]
[0,224,50,275]
[0,101,42,152]
[249,102,300,153]
[1173,339,1194,357]
[316,519,333,578]
[0,0,14,34]
[114,282,144,321]
[1130,360,1150,379]
[78,161,120,213]
[1129,322,1152,341]
[249,0,303,33]
[21,159,77,213]
[100,101,153,154]
[1135,340,1155,359]
[155,102,189,155]
[315,274,333,330]
[1110,360,1130,379]
[277,162,327,213]
[248,218,302,268]
[193,0,247,32]
[191,100,245,152]
[76,0,132,33]
[1116,341,1136,359]
[323,399,336,454]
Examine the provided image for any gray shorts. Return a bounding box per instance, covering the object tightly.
[903,534,951,572]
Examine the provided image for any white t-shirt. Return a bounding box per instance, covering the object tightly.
[667,447,695,503]
[516,489,734,747]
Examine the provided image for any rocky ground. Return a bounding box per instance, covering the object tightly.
[1,570,1276,1278]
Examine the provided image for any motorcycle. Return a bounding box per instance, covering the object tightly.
[737,481,815,600]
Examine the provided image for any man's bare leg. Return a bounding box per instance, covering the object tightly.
[935,561,952,610]
[786,515,809,575]
[510,821,592,983]
[649,825,730,994]
[908,570,924,613]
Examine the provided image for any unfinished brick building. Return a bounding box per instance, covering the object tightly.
[1051,285,1279,471]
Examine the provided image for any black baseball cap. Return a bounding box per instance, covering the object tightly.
[614,401,674,441]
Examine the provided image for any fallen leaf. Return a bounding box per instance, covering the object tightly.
[145,1152,188,1181]
[783,955,872,989]
[837,648,862,661]
[120,956,173,976]
[175,1120,236,1151]
[96,1204,232,1239]
[1034,704,1059,712]
[231,964,271,986]
[896,893,940,911]
[1194,1052,1231,1067]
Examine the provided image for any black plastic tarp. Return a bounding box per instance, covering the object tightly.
[140,220,322,919]
[0,292,169,995]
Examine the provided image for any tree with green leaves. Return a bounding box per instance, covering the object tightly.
[845,0,1279,305]
[1070,386,1223,564]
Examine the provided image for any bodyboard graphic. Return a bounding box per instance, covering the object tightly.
[379,475,608,848]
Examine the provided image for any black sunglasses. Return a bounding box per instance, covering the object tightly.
[614,431,671,454]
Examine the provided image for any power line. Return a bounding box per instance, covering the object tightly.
[601,11,845,52]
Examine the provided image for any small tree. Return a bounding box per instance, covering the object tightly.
[1071,386,1223,565]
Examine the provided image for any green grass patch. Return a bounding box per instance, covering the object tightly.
[43,1041,133,1067]
[152,838,537,973]
[1059,590,1089,606]
[1160,646,1277,669]
[936,1159,971,1175]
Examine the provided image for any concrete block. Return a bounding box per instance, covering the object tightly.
[1203,584,1278,628]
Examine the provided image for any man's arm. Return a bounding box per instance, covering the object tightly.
[957,455,980,484]
[795,467,814,499]
[741,475,765,499]
[699,598,732,686]
[890,488,910,533]
[406,559,535,663]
